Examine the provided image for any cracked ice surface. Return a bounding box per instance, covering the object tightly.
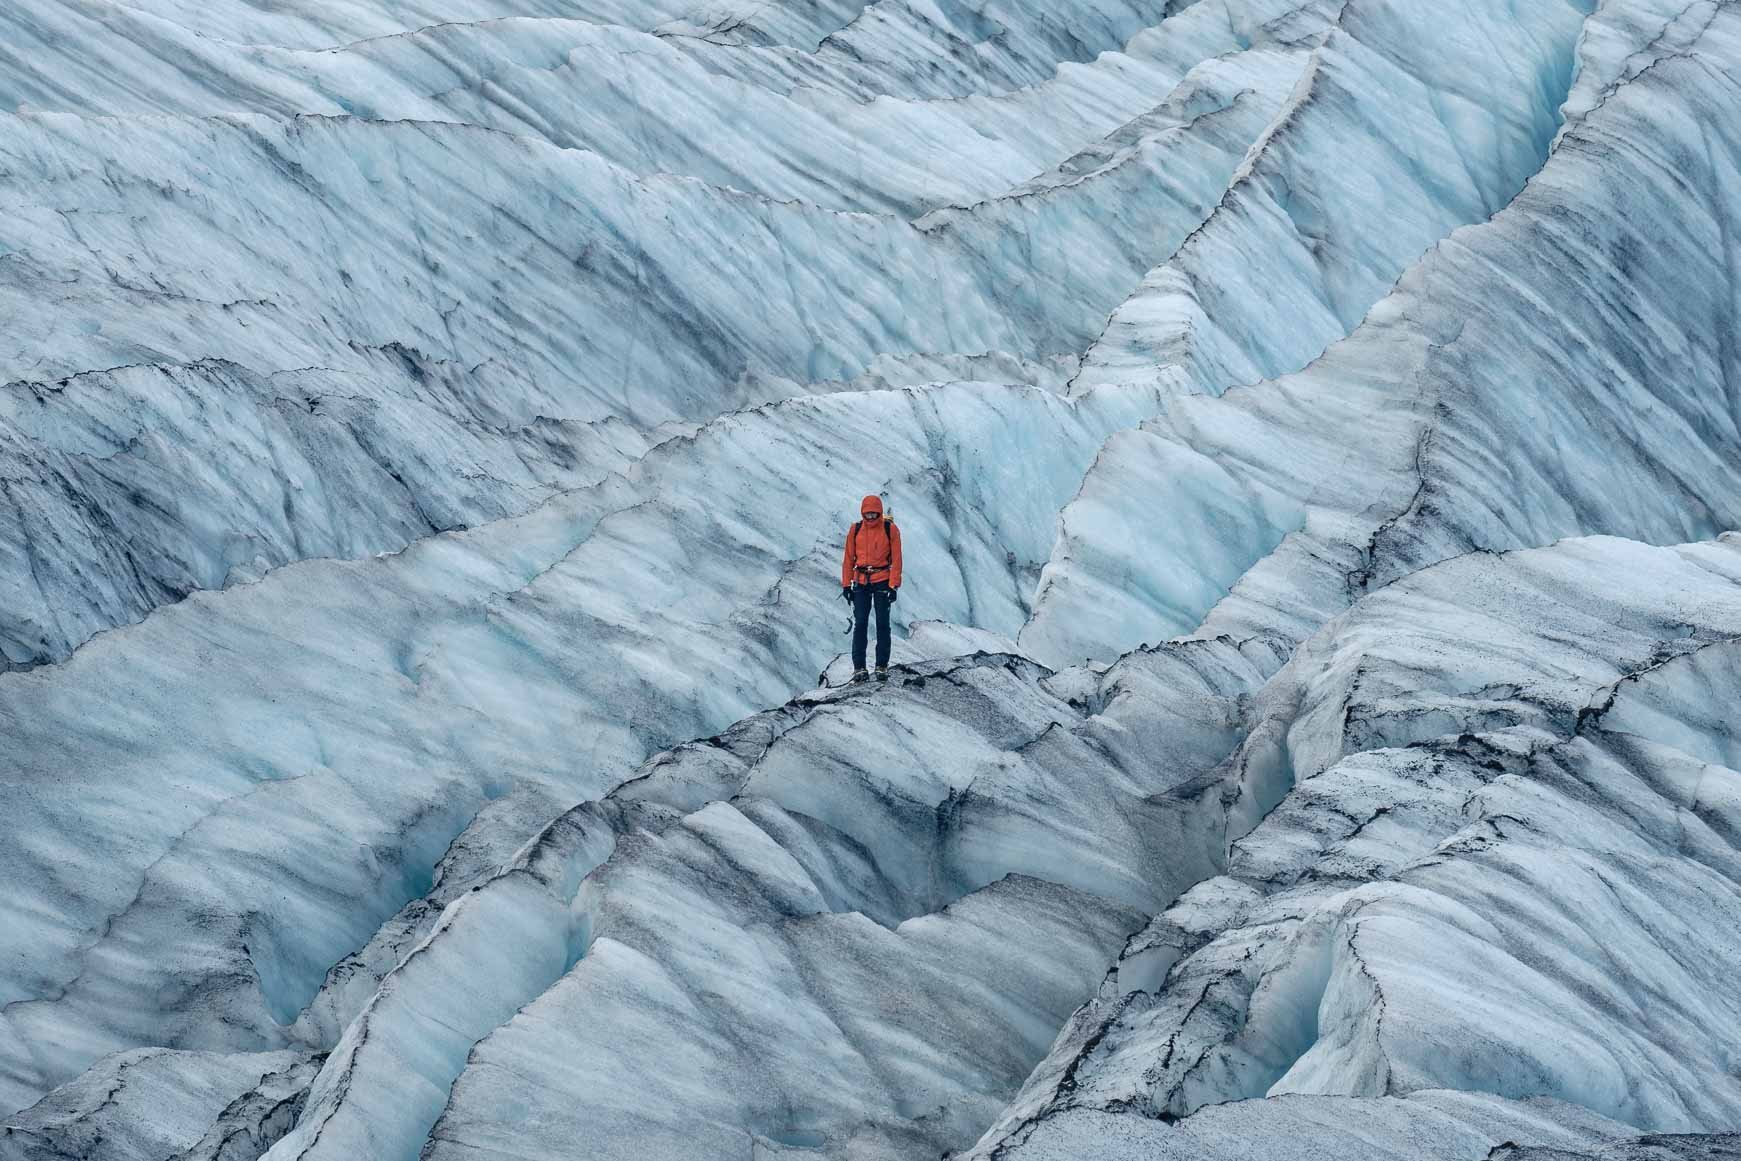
[975,535,1741,1155]
[1067,0,1596,401]
[4,0,1741,1158]
[1023,0,1741,665]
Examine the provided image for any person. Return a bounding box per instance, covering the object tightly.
[840,494,902,682]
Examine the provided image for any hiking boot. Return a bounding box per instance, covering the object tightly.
[850,668,870,684]
[875,666,890,681]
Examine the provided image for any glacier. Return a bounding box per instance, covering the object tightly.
[2,0,1741,1158]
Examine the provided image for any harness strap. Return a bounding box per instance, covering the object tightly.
[849,517,896,584]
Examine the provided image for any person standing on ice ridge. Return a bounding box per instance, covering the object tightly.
[841,494,902,683]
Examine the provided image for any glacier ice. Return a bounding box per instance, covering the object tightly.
[976,535,1741,1155]
[3,0,1741,1157]
[1067,0,1596,400]
[1024,0,1741,665]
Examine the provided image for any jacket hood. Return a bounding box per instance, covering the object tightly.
[860,495,884,518]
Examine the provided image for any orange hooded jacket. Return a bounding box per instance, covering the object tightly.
[842,495,902,588]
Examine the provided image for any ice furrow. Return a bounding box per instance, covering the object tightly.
[0,354,651,671]
[0,2,1322,213]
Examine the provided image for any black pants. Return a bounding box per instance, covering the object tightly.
[851,581,893,670]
